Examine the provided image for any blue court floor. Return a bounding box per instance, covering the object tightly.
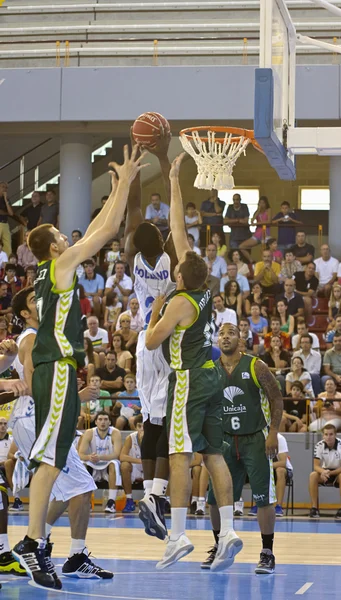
[3,515,340,599]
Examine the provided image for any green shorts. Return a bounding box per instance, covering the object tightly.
[29,360,80,471]
[208,430,276,508]
[167,366,223,456]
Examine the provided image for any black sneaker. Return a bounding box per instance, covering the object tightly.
[195,508,205,516]
[164,499,171,514]
[9,498,24,512]
[335,509,341,520]
[201,545,218,570]
[45,536,62,590]
[12,537,56,589]
[0,551,27,576]
[255,552,275,574]
[138,494,168,540]
[309,507,320,519]
[190,501,197,515]
[104,499,116,514]
[62,550,114,579]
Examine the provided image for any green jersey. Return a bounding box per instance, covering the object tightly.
[162,289,213,370]
[32,259,85,369]
[215,354,270,435]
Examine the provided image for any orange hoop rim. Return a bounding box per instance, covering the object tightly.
[179,125,263,153]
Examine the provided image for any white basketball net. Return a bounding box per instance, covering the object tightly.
[179,130,251,191]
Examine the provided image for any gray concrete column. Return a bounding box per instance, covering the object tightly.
[59,134,92,240]
[329,156,341,258]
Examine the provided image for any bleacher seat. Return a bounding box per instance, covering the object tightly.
[314,297,329,314]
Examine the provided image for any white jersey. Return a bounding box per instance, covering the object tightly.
[87,426,115,470]
[129,431,141,460]
[9,328,37,429]
[133,252,175,326]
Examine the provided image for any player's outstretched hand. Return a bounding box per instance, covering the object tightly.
[169,152,186,179]
[152,294,167,315]
[79,384,99,404]
[143,129,172,158]
[265,429,278,459]
[0,339,18,357]
[0,379,28,396]
[108,144,149,186]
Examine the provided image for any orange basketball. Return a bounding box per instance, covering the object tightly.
[132,112,170,148]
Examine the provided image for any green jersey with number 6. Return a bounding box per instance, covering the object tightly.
[215,354,271,435]
[32,259,85,369]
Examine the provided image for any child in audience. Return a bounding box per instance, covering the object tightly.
[328,283,341,322]
[282,381,307,432]
[105,239,121,277]
[266,238,283,264]
[104,290,122,332]
[115,374,141,430]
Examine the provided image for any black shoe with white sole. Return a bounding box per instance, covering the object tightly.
[255,552,275,574]
[62,550,114,579]
[138,494,168,540]
[45,536,62,590]
[201,545,218,570]
[12,537,56,589]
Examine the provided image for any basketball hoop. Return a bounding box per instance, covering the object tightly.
[179,126,262,191]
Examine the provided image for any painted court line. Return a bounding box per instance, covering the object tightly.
[28,582,164,600]
[295,582,314,595]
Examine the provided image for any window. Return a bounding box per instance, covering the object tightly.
[299,187,330,211]
[219,188,260,233]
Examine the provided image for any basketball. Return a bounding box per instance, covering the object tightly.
[132,112,170,148]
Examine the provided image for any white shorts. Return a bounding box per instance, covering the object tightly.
[11,414,96,502]
[86,459,122,486]
[136,330,170,425]
[131,464,144,483]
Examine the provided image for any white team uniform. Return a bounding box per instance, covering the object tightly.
[128,431,143,482]
[134,252,175,424]
[8,328,96,501]
[85,427,121,485]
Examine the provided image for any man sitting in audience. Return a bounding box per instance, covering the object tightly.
[84,316,109,354]
[145,192,170,241]
[293,334,322,395]
[105,260,133,311]
[204,243,227,279]
[314,244,339,297]
[273,433,294,517]
[7,254,25,283]
[79,259,105,319]
[309,424,341,519]
[323,333,341,390]
[294,262,318,322]
[115,374,141,431]
[116,297,143,333]
[120,415,144,513]
[17,231,37,269]
[78,411,122,514]
[280,248,303,282]
[212,294,237,344]
[96,350,126,393]
[326,315,341,349]
[4,264,22,296]
[238,317,259,355]
[292,319,320,351]
[254,249,281,295]
[220,263,249,300]
[282,381,307,433]
[264,315,291,352]
[276,279,304,318]
[291,231,315,265]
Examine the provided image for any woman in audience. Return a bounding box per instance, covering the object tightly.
[247,303,268,339]
[262,335,290,393]
[239,196,272,261]
[79,284,92,318]
[286,356,314,398]
[104,290,122,332]
[328,283,341,322]
[111,332,133,372]
[228,249,250,277]
[245,282,269,318]
[116,314,138,352]
[266,238,283,264]
[224,280,242,319]
[276,299,295,336]
[309,378,341,432]
[281,381,308,432]
[211,232,227,258]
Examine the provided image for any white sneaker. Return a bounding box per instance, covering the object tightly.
[210,530,243,572]
[156,534,194,570]
[234,500,244,517]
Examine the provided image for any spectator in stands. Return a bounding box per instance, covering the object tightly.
[314,244,339,297]
[78,411,122,513]
[120,416,144,513]
[91,195,108,220]
[244,282,269,318]
[276,299,295,337]
[116,374,141,430]
[294,261,318,322]
[280,248,304,282]
[116,314,138,352]
[79,283,92,319]
[4,264,21,295]
[293,333,322,394]
[272,200,302,252]
[0,282,12,317]
[145,192,169,241]
[282,381,307,433]
[20,190,42,230]
[84,316,109,354]
[313,378,341,433]
[273,433,294,516]
[79,374,112,425]
[262,335,290,392]
[276,279,304,318]
[286,356,314,398]
[204,243,227,279]
[291,230,315,265]
[224,192,251,249]
[266,238,283,264]
[17,230,37,269]
[83,337,100,378]
[292,319,320,352]
[71,229,82,245]
[206,263,220,299]
[238,196,271,261]
[79,259,104,319]
[248,303,268,339]
[96,350,126,393]
[254,249,281,295]
[328,283,341,322]
[228,249,250,277]
[212,232,227,258]
[326,315,341,349]
[223,280,242,318]
[38,189,58,227]
[105,260,133,311]
[0,318,10,343]
[105,239,121,278]
[212,294,237,344]
[220,263,250,300]
[103,291,122,333]
[200,191,225,240]
[309,424,341,519]
[23,265,37,288]
[0,241,8,273]
[0,181,13,255]
[7,254,24,283]
[264,315,291,351]
[323,332,341,390]
[187,233,201,256]
[111,333,133,372]
[185,202,202,247]
[116,298,143,333]
[239,317,259,355]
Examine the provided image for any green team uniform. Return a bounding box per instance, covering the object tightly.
[162,289,223,455]
[208,354,276,508]
[29,259,85,470]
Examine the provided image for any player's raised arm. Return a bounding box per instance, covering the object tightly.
[169,153,191,260]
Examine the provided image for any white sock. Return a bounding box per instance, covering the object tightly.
[126,494,132,499]
[45,523,53,537]
[151,478,168,497]
[219,505,234,537]
[69,538,86,557]
[108,489,117,501]
[0,533,10,554]
[143,480,153,495]
[192,496,198,503]
[170,507,187,541]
